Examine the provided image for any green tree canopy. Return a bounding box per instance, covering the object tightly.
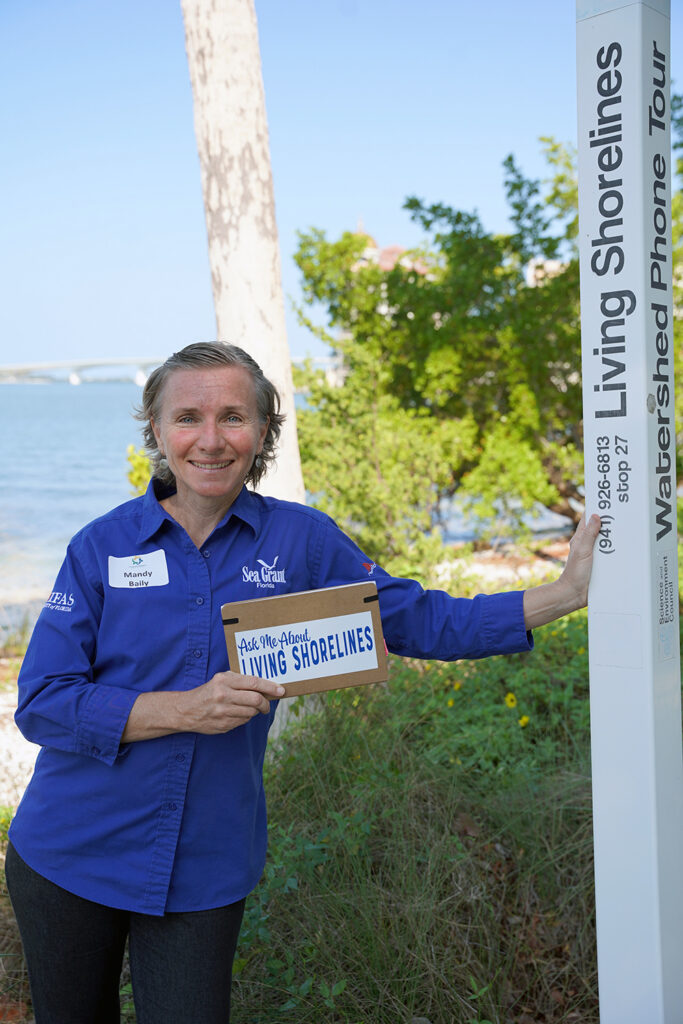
[293,133,682,577]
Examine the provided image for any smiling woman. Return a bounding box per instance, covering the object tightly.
[133,343,285,551]
[138,343,283,503]
[5,340,600,1024]
[149,367,269,547]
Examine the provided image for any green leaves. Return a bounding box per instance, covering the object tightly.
[461,426,560,543]
[227,609,602,1021]
[295,358,470,579]
[126,445,151,497]
[293,139,601,566]
[295,109,683,560]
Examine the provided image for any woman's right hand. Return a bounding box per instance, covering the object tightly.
[121,673,285,743]
[182,671,286,734]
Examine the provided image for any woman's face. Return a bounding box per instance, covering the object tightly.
[151,365,269,509]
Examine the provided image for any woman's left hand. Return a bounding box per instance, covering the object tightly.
[558,513,602,610]
[523,513,601,631]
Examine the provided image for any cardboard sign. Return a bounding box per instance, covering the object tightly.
[221,581,388,697]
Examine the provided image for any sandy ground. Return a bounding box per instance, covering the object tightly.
[455,539,570,586]
[0,682,36,810]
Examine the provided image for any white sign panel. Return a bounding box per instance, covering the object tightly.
[577,1,683,1021]
[234,611,378,685]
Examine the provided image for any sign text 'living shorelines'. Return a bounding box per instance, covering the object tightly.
[587,34,674,542]
[234,610,378,685]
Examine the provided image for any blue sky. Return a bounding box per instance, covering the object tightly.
[0,0,680,365]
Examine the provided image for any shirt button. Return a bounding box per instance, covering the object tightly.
[195,597,204,606]
[193,649,202,658]
[175,753,186,763]
[168,802,178,812]
[202,550,210,559]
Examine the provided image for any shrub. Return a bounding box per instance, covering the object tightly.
[231,614,598,1023]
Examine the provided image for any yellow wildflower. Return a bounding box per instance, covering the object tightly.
[447,698,455,708]
[518,715,530,728]
[453,681,462,691]
[505,692,517,708]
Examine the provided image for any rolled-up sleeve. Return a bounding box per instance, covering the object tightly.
[311,515,533,662]
[376,578,533,660]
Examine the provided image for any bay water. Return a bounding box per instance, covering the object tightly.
[0,381,143,629]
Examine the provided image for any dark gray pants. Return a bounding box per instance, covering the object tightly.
[5,842,245,1024]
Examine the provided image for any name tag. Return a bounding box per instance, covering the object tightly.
[108,550,169,589]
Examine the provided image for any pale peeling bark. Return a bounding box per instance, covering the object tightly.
[181,0,304,502]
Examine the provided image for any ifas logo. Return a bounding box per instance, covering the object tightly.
[45,590,75,613]
[242,555,287,589]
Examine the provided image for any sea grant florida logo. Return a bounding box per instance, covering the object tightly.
[242,555,287,589]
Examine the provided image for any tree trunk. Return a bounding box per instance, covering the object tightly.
[181,0,304,502]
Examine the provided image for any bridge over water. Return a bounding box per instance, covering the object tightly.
[0,355,339,387]
[0,357,164,386]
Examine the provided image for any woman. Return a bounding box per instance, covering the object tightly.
[5,341,600,1023]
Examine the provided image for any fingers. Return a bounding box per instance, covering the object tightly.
[570,512,601,552]
[183,672,287,735]
[230,673,286,701]
[585,512,602,538]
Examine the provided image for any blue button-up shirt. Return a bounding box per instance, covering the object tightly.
[10,481,532,915]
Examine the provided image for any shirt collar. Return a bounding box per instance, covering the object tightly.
[137,478,262,544]
[137,478,173,543]
[224,485,261,535]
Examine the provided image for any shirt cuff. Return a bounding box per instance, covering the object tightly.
[76,685,140,765]
[480,590,534,657]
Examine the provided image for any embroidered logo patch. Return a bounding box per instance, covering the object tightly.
[45,591,75,613]
[241,555,287,589]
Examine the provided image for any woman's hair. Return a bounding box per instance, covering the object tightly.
[135,341,284,489]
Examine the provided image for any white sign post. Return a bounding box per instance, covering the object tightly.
[577,1,683,1019]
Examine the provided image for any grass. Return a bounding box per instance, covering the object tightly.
[229,614,599,1023]
[0,617,32,699]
